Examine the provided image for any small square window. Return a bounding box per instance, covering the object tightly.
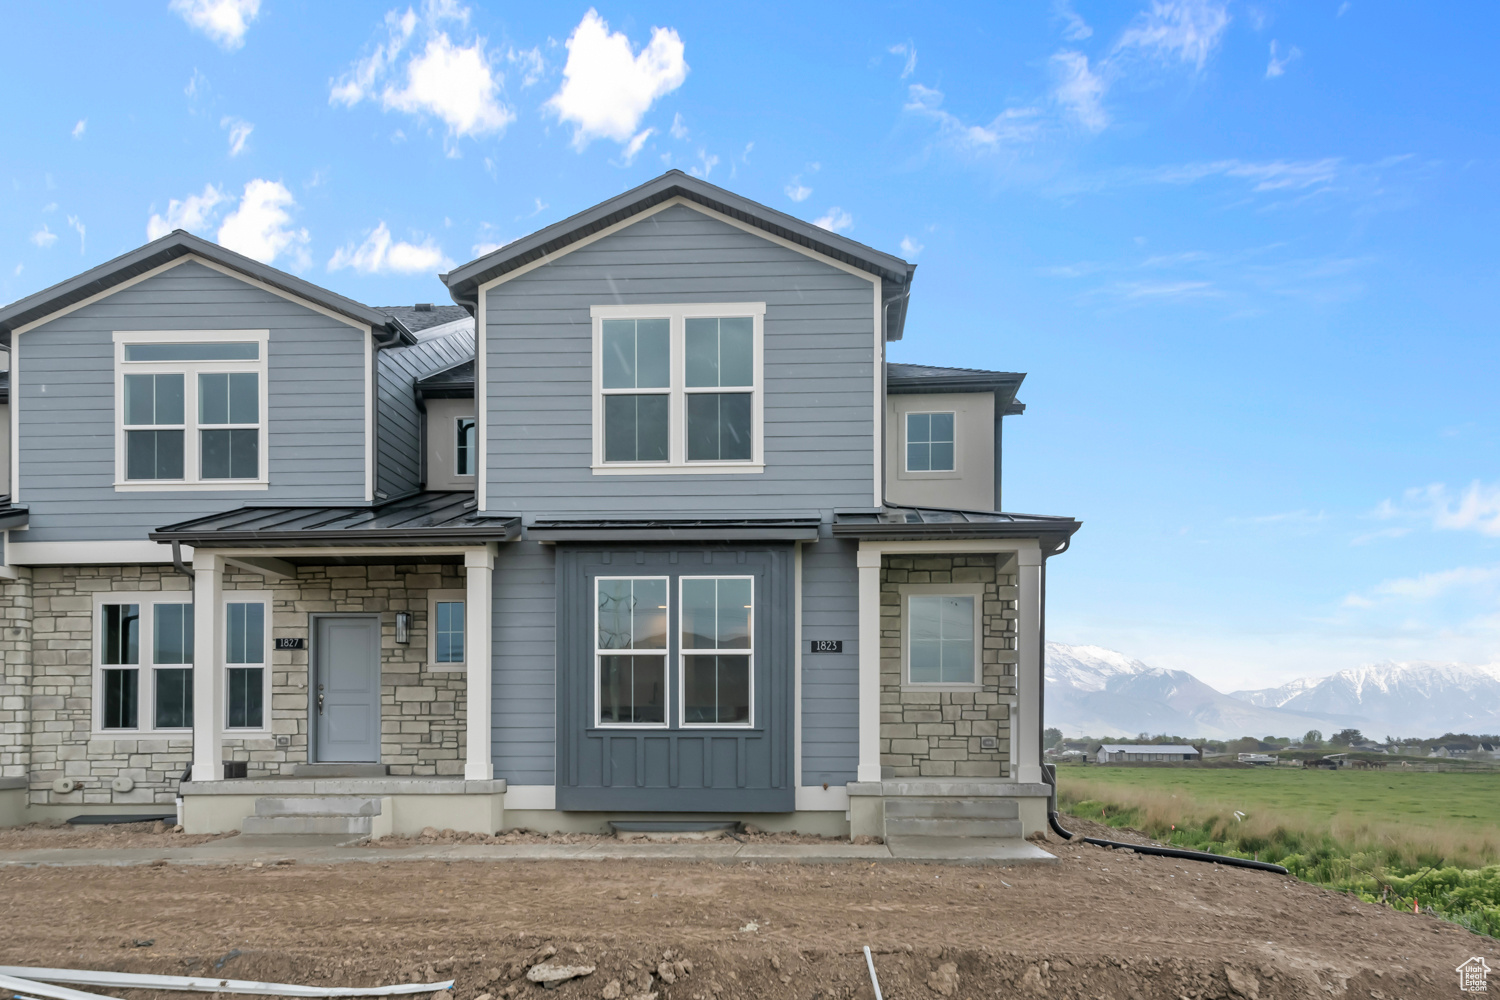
[906,411,956,472]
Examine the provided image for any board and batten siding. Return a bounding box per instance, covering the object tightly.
[801,534,860,786]
[489,539,557,785]
[15,260,369,541]
[483,203,878,516]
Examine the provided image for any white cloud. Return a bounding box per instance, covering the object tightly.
[1379,482,1500,538]
[1149,157,1342,192]
[899,235,923,257]
[222,117,253,156]
[147,183,228,240]
[71,119,86,139]
[1057,0,1093,40]
[1113,0,1231,71]
[471,241,505,257]
[669,112,689,140]
[216,179,309,267]
[785,181,812,202]
[66,215,85,254]
[506,46,544,88]
[903,83,1042,150]
[618,128,653,164]
[30,225,57,248]
[12,264,20,276]
[328,222,453,275]
[332,2,513,144]
[814,208,853,233]
[688,149,718,178]
[889,42,917,79]
[1265,39,1301,78]
[1051,51,1107,131]
[545,9,688,150]
[170,0,260,51]
[1347,565,1500,606]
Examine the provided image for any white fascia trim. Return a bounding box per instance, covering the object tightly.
[873,279,883,509]
[795,785,850,811]
[8,540,192,566]
[9,336,18,502]
[475,287,487,512]
[364,326,375,502]
[794,540,804,790]
[503,784,556,810]
[190,544,472,558]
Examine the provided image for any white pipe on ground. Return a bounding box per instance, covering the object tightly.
[0,970,455,998]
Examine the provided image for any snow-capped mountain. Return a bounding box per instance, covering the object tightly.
[1230,661,1500,736]
[1045,643,1357,740]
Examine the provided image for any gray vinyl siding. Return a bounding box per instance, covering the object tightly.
[491,539,556,785]
[16,260,369,541]
[375,327,475,496]
[484,203,878,516]
[801,533,859,786]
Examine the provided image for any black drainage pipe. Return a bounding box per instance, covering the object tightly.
[1042,765,1289,875]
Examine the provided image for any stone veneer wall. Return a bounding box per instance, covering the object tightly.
[879,553,1017,779]
[6,562,468,807]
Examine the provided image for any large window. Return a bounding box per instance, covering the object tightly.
[115,331,268,489]
[906,411,956,472]
[595,577,668,726]
[96,596,194,733]
[904,586,982,687]
[680,577,753,726]
[591,304,764,473]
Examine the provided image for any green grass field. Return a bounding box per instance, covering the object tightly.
[1055,763,1500,936]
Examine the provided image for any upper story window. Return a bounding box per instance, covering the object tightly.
[455,417,476,476]
[590,304,765,475]
[906,411,955,472]
[114,331,269,491]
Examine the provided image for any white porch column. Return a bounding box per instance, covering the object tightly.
[1015,548,1044,784]
[463,544,497,780]
[856,543,883,783]
[190,551,224,782]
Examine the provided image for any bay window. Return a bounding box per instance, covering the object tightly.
[114,331,269,489]
[680,576,753,726]
[591,304,764,473]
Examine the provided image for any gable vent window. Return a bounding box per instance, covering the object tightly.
[114,332,269,490]
[591,304,765,475]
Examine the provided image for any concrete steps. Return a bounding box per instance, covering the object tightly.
[882,797,1024,841]
[240,795,389,838]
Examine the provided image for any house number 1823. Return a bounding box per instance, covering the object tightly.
[809,640,843,653]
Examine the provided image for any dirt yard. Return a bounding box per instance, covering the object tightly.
[0,821,231,850]
[1,820,1493,1000]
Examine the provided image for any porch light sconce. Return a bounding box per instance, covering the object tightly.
[395,611,411,644]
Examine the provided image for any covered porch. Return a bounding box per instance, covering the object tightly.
[149,492,516,834]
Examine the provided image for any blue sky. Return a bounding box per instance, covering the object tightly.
[3,1,1497,689]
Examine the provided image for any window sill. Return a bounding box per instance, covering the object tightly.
[897,469,963,481]
[901,682,984,692]
[591,723,670,730]
[114,480,270,492]
[428,664,467,673]
[93,728,194,738]
[591,462,765,476]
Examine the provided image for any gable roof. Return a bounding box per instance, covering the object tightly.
[442,170,918,340]
[0,230,404,345]
[379,304,472,335]
[887,363,1027,414]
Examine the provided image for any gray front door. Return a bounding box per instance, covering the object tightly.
[313,615,381,763]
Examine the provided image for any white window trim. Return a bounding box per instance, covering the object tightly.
[677,575,756,730]
[454,416,477,478]
[903,409,961,479]
[91,591,197,736]
[223,590,273,734]
[428,589,467,672]
[589,302,766,475]
[112,329,270,491]
[899,583,985,691]
[593,575,671,729]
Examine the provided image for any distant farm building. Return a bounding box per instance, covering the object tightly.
[1236,753,1278,765]
[1095,744,1200,764]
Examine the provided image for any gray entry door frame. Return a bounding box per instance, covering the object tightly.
[310,614,383,764]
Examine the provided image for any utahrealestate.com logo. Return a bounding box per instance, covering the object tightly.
[1458,957,1491,994]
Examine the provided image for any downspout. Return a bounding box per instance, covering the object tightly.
[992,394,1003,511]
[169,541,194,826]
[1040,542,1288,874]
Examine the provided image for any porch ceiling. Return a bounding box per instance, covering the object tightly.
[149,490,518,547]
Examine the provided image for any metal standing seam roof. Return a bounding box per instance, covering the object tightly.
[832,504,1081,548]
[415,358,475,397]
[149,491,517,547]
[0,230,406,345]
[441,170,918,341]
[525,516,824,542]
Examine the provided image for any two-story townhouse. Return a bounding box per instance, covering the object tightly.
[0,172,1079,846]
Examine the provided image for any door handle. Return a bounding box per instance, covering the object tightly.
[317,685,325,715]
